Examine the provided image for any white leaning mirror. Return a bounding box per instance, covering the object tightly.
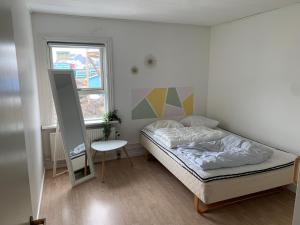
[48,69,95,186]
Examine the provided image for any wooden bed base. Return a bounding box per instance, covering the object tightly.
[142,136,300,214]
[194,155,300,214]
[293,156,300,184]
[193,187,284,214]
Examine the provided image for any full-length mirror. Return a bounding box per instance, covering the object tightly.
[48,69,95,186]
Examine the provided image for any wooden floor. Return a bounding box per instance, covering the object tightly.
[40,156,295,225]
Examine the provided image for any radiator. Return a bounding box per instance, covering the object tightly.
[50,127,116,161]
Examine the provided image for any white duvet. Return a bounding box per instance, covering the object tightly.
[177,135,273,170]
[153,126,225,148]
[142,128,296,181]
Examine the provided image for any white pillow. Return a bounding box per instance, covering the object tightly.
[145,120,184,132]
[180,116,219,128]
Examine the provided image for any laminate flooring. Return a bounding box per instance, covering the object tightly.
[40,156,295,225]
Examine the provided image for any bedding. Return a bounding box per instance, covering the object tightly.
[69,143,86,159]
[140,133,296,204]
[145,120,184,133]
[180,115,219,128]
[152,126,225,148]
[141,128,296,182]
[177,134,273,170]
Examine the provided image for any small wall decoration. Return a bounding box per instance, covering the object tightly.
[131,87,193,120]
[131,66,139,75]
[144,55,157,68]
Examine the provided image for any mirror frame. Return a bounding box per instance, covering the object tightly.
[48,69,95,186]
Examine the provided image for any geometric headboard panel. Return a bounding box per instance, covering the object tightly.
[132,87,193,120]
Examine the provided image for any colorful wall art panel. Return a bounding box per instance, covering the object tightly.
[131,87,193,120]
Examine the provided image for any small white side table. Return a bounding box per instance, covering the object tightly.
[91,140,133,182]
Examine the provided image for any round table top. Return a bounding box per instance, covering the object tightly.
[91,140,128,152]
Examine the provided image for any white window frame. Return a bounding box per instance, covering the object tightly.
[46,37,114,121]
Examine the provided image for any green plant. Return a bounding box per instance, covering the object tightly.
[103,110,122,124]
[102,110,121,140]
[102,123,111,141]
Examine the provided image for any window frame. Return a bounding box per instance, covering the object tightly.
[46,37,114,122]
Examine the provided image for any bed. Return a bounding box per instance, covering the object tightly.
[140,127,299,213]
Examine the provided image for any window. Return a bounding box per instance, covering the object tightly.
[48,42,112,121]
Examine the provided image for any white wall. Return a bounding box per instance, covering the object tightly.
[208,4,300,154]
[11,0,44,218]
[31,13,210,144]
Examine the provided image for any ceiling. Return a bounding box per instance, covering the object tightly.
[27,0,300,26]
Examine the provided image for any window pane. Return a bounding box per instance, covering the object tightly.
[79,93,105,120]
[51,46,103,89]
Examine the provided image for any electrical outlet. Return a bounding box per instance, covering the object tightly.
[116,150,121,159]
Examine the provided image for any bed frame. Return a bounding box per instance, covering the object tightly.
[141,133,300,214]
[193,186,284,213]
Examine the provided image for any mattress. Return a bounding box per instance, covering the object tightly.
[141,129,296,204]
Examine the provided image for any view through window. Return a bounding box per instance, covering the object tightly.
[49,43,107,121]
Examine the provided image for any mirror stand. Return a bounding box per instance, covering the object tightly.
[52,123,68,177]
[48,69,95,187]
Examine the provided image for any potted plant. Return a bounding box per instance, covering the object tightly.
[102,110,121,140]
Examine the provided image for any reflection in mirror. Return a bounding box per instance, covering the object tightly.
[48,69,95,186]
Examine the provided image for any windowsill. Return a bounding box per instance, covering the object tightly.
[41,119,119,131]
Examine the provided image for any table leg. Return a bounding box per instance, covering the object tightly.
[123,147,133,167]
[93,150,97,161]
[84,152,87,176]
[101,152,106,182]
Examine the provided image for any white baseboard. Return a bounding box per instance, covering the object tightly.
[124,143,146,157]
[36,169,45,219]
[44,143,145,169]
